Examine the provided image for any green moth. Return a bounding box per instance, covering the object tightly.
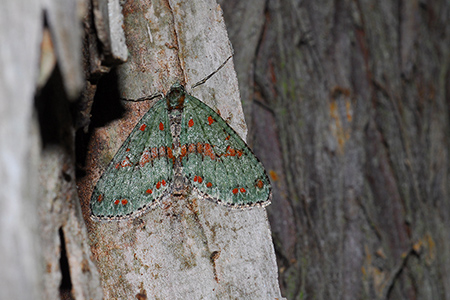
[91,84,271,220]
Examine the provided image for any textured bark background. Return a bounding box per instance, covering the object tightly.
[217,0,450,299]
[3,0,449,299]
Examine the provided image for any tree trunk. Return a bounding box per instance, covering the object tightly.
[218,0,450,299]
[4,0,447,299]
[77,0,283,299]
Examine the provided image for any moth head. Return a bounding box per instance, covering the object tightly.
[167,83,186,109]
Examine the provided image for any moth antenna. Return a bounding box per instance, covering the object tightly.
[191,53,233,90]
[122,91,164,102]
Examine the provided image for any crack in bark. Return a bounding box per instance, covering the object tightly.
[381,247,414,300]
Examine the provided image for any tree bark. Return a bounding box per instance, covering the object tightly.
[0,0,103,300]
[77,0,283,299]
[219,0,450,299]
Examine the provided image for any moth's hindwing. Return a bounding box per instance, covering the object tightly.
[90,98,173,219]
[180,94,271,208]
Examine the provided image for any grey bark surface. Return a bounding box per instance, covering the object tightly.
[0,3,42,299]
[92,0,128,63]
[0,0,103,300]
[79,0,283,299]
[218,0,450,299]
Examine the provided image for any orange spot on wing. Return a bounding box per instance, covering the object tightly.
[159,146,166,156]
[198,176,203,184]
[139,150,150,167]
[121,199,128,205]
[146,189,153,194]
[97,194,103,202]
[162,179,166,186]
[194,176,198,182]
[140,124,147,131]
[117,157,133,169]
[203,143,215,160]
[151,147,158,159]
[226,146,236,157]
[225,135,230,140]
[126,148,130,152]
[124,157,132,166]
[208,116,214,125]
[188,143,196,153]
[167,147,173,159]
[181,145,187,157]
[232,188,238,194]
[256,179,264,189]
[197,142,203,154]
[207,182,212,188]
[159,122,164,131]
[156,182,161,189]
[240,188,246,193]
[188,119,194,127]
[114,199,120,205]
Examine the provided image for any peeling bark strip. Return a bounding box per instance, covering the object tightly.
[83,1,283,299]
[91,84,271,220]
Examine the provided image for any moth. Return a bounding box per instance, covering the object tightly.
[90,84,271,220]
